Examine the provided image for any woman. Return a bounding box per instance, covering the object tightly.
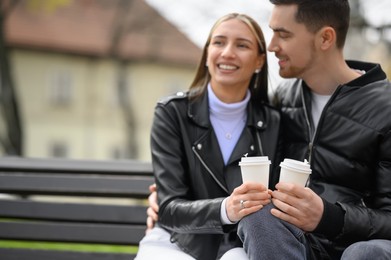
[136,13,281,260]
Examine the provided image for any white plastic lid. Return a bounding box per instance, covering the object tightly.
[280,158,312,173]
[239,156,270,165]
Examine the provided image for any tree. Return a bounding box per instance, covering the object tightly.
[0,0,73,155]
[0,0,22,155]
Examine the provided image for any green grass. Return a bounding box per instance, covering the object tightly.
[0,240,138,254]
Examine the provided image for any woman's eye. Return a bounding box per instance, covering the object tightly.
[212,40,223,46]
[238,43,249,48]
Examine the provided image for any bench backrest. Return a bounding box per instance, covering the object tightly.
[0,156,154,260]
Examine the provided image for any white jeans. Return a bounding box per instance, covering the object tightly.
[135,226,248,260]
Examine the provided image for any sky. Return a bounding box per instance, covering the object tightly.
[145,0,391,84]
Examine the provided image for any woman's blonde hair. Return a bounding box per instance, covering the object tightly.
[189,13,269,104]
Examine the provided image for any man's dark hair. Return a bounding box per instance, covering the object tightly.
[270,0,350,48]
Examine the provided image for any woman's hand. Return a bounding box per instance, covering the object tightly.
[226,182,271,223]
[146,184,159,234]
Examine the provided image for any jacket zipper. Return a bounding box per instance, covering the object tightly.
[301,85,342,165]
[192,146,229,194]
[301,88,315,164]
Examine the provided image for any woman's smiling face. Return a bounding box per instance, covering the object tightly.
[207,18,264,92]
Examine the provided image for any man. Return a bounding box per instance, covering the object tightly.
[237,0,391,259]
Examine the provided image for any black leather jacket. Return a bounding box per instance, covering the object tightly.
[151,87,281,259]
[274,60,391,256]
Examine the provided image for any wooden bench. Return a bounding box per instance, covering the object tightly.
[0,156,154,260]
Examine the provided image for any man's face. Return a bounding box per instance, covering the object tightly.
[267,4,318,79]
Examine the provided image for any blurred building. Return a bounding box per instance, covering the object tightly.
[4,0,201,161]
[346,0,391,77]
[346,29,391,77]
[3,0,390,162]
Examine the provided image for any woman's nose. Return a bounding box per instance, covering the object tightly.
[221,44,235,58]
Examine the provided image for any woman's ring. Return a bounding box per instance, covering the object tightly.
[240,199,246,209]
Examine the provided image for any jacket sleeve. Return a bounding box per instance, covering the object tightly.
[336,129,391,244]
[151,103,226,234]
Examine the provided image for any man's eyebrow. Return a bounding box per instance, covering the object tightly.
[269,26,291,34]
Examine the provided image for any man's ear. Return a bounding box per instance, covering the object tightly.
[317,26,336,51]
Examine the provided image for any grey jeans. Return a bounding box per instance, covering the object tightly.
[341,239,391,260]
[237,204,391,260]
[237,204,308,259]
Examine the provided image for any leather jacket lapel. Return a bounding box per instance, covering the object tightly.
[228,102,265,164]
[224,127,257,193]
[228,127,258,164]
[189,89,228,193]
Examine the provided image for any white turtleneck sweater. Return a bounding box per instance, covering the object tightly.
[208,84,250,165]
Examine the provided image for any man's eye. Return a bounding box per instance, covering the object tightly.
[279,32,290,39]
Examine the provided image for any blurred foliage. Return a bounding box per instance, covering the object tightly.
[25,0,72,13]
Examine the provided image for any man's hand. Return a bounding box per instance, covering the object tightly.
[146,184,159,234]
[226,182,271,223]
[270,182,324,232]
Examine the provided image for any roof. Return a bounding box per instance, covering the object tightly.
[4,0,201,66]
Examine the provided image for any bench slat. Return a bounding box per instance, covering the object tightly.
[0,248,136,260]
[0,222,145,245]
[0,200,147,224]
[0,173,153,198]
[0,157,153,176]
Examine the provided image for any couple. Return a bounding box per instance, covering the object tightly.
[137,0,391,259]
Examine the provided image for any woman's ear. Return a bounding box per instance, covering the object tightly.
[256,54,266,72]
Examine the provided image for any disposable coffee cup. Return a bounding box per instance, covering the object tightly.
[239,156,271,187]
[279,159,312,186]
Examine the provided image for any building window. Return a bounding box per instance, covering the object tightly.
[48,71,73,105]
[49,142,68,158]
